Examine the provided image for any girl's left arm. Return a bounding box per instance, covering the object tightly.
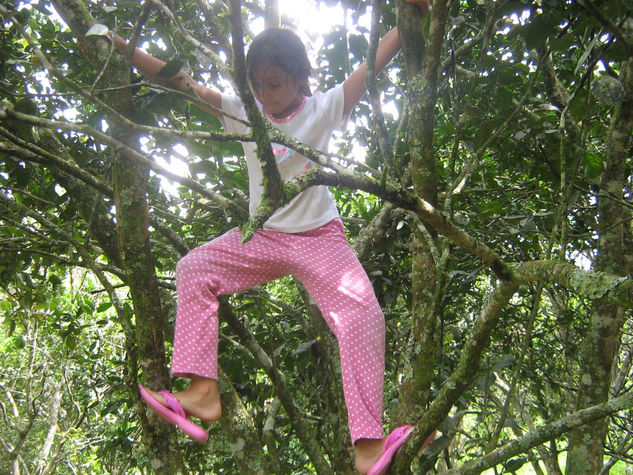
[342,27,401,117]
[342,0,429,117]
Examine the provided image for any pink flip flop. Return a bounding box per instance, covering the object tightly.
[138,384,209,443]
[382,424,413,452]
[368,425,436,475]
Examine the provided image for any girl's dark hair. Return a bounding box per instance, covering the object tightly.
[246,28,312,96]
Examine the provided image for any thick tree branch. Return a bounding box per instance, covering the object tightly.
[216,368,269,474]
[227,0,287,237]
[512,260,633,308]
[287,167,514,280]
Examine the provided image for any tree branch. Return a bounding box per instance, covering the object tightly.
[512,260,633,308]
[366,0,396,184]
[0,102,247,218]
[390,279,519,472]
[0,127,112,197]
[219,300,333,474]
[443,390,633,474]
[216,368,269,474]
[227,0,287,237]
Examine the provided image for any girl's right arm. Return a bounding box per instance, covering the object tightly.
[112,34,223,117]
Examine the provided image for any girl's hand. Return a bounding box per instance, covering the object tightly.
[405,0,430,16]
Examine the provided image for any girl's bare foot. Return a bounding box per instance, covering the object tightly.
[354,437,386,474]
[145,376,222,422]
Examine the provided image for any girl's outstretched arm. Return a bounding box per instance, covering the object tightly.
[342,0,430,117]
[112,34,223,117]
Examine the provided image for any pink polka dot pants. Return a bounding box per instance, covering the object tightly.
[171,218,385,443]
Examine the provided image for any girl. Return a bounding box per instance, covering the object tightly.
[114,1,429,473]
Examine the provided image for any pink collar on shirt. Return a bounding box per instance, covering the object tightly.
[265,95,307,123]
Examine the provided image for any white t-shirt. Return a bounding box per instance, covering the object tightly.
[220,84,347,233]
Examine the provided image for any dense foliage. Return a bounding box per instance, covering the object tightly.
[1,0,632,473]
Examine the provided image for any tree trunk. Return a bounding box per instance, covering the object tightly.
[566,57,633,474]
[395,0,447,425]
[217,368,269,474]
[48,1,181,471]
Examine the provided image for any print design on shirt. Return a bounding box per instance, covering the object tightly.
[272,145,313,177]
[273,146,294,164]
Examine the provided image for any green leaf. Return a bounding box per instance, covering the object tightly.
[584,152,604,178]
[65,335,77,350]
[97,301,113,312]
[574,35,598,76]
[504,457,528,473]
[292,340,316,356]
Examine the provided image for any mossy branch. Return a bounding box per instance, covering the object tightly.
[512,260,633,307]
[394,280,520,472]
[227,0,287,241]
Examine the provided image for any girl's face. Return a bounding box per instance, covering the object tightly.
[250,64,306,119]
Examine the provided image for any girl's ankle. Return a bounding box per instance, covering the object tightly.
[188,377,218,394]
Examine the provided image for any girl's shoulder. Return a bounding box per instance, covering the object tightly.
[219,92,250,134]
[309,83,344,101]
[305,84,345,112]
[301,84,347,132]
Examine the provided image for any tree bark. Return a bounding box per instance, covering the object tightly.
[566,57,633,474]
[216,368,269,474]
[395,0,448,431]
[48,1,180,471]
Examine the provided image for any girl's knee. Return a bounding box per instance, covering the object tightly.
[176,250,208,281]
[176,252,194,276]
